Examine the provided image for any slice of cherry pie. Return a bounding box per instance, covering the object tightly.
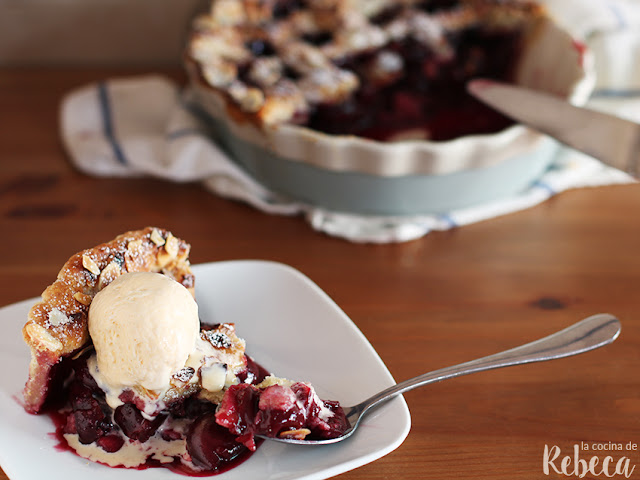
[187,0,547,141]
[22,227,195,415]
[22,228,348,475]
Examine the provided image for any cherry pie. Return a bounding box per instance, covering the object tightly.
[187,0,546,141]
[22,227,194,415]
[22,228,348,475]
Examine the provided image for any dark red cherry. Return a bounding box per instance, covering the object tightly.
[187,413,248,471]
[97,433,125,453]
[114,404,166,443]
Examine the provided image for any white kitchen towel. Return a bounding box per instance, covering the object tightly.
[60,1,638,243]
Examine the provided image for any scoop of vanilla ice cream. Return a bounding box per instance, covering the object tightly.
[88,271,199,393]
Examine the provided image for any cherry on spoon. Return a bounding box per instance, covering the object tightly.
[260,313,620,445]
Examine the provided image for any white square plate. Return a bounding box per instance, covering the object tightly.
[0,261,410,480]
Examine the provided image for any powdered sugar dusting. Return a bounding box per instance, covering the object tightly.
[47,308,71,327]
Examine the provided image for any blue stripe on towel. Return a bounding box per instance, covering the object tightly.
[438,213,458,228]
[166,128,204,141]
[606,0,627,28]
[532,179,556,195]
[593,88,640,98]
[97,82,128,165]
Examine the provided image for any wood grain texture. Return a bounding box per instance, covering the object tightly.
[0,0,208,66]
[1,68,639,480]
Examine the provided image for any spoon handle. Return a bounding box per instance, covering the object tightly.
[357,314,620,414]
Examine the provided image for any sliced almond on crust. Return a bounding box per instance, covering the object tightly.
[82,254,101,276]
[23,323,63,353]
[278,428,312,440]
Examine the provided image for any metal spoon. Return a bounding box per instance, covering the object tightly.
[260,313,620,445]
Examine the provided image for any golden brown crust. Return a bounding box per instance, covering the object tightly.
[23,227,195,413]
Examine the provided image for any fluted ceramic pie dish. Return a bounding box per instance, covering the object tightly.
[185,2,595,215]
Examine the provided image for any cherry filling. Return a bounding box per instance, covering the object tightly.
[307,28,520,141]
[215,382,349,451]
[48,353,262,475]
[273,0,305,19]
[48,351,347,476]
[187,414,252,471]
[65,359,122,448]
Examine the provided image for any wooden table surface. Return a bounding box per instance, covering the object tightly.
[1,68,639,480]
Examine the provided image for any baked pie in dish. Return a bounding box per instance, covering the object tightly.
[21,228,348,475]
[188,0,547,141]
[184,0,593,215]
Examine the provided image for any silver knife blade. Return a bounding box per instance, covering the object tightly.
[468,79,639,176]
